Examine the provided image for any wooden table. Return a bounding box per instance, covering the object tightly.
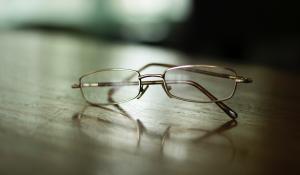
[0,30,299,175]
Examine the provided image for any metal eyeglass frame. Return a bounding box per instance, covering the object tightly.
[72,63,252,119]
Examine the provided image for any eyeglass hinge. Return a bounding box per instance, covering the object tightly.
[72,84,80,88]
[232,76,253,83]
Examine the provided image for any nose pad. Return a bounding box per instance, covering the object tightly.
[137,85,149,99]
[166,85,172,91]
[161,84,173,98]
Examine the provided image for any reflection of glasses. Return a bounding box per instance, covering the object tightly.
[73,104,237,162]
[72,63,252,119]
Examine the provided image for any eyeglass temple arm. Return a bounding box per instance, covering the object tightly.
[75,63,250,89]
[137,63,176,72]
[72,82,139,88]
[72,63,252,89]
[136,63,252,83]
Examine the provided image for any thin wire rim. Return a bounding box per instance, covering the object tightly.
[79,68,142,106]
[162,65,238,103]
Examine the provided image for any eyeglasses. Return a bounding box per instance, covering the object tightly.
[72,63,252,119]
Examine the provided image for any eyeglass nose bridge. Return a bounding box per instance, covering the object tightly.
[139,74,164,79]
[137,74,171,99]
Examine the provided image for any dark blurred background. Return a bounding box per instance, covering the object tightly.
[0,0,299,70]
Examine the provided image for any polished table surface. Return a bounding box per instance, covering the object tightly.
[0,30,299,175]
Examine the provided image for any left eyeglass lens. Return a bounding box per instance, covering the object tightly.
[80,70,140,104]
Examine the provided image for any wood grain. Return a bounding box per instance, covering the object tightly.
[0,30,299,175]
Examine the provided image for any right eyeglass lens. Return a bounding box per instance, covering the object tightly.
[164,66,237,102]
[80,69,140,105]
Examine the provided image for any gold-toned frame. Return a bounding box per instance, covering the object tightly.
[72,63,252,119]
